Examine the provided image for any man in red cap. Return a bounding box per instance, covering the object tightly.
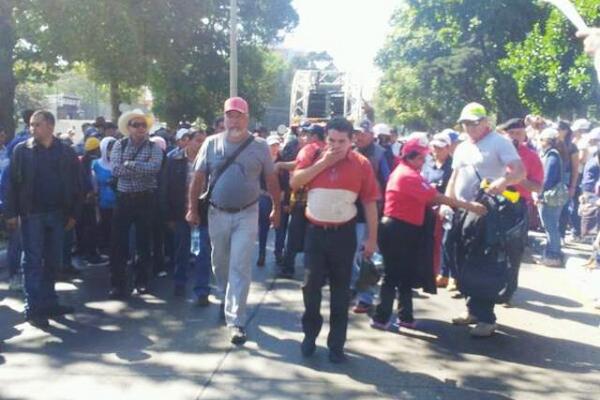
[187,97,280,345]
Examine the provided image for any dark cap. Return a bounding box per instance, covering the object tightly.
[307,124,325,138]
[498,118,526,131]
[354,119,372,133]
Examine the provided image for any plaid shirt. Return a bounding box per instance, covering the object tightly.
[111,138,164,193]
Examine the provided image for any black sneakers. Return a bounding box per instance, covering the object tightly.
[328,349,347,364]
[230,326,247,345]
[301,337,316,357]
[45,304,75,317]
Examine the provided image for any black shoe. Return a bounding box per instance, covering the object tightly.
[230,326,247,345]
[85,254,109,267]
[275,252,284,266]
[135,284,148,295]
[195,294,210,307]
[45,304,75,317]
[328,349,347,364]
[257,253,266,267]
[174,284,185,298]
[277,269,294,279]
[57,265,80,281]
[301,337,316,357]
[26,314,49,329]
[109,287,130,300]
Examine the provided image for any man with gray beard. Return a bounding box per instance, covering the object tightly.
[186,97,281,345]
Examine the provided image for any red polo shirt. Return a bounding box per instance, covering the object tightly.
[514,144,543,204]
[384,160,438,226]
[296,142,379,225]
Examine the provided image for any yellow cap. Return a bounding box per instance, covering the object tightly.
[84,137,100,152]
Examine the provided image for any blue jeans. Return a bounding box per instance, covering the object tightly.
[21,211,64,315]
[258,194,273,256]
[351,223,375,305]
[440,228,457,278]
[63,228,74,268]
[7,225,23,277]
[539,204,563,260]
[173,222,211,297]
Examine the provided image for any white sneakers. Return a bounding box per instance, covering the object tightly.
[470,322,497,337]
[452,313,497,337]
[451,313,478,325]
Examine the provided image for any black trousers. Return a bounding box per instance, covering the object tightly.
[98,208,113,254]
[77,202,99,257]
[110,192,154,290]
[302,221,356,353]
[282,204,308,273]
[505,201,529,301]
[374,217,422,324]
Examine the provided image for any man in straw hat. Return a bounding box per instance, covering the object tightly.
[109,109,163,299]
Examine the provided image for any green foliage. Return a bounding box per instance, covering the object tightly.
[3,0,298,129]
[500,0,600,118]
[376,0,542,131]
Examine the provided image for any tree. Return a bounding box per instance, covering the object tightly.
[500,0,600,118]
[376,0,542,131]
[0,0,67,136]
[146,0,298,126]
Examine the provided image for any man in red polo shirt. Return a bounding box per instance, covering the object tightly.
[499,118,543,305]
[290,117,379,363]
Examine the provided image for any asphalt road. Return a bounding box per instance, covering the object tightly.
[0,235,599,400]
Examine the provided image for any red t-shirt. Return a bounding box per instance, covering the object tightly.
[295,142,379,225]
[384,160,438,226]
[514,144,543,203]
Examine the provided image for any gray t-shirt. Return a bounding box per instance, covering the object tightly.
[195,133,274,208]
[452,131,521,201]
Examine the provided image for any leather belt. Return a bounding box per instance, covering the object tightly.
[309,218,355,231]
[209,199,258,213]
[118,191,154,199]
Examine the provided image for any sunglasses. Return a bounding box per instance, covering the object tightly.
[129,121,147,129]
[461,120,481,128]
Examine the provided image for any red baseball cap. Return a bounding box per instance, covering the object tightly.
[401,138,429,157]
[224,97,249,114]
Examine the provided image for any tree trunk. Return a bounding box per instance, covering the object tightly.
[0,1,16,139]
[110,78,121,122]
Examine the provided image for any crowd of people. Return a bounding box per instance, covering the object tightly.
[1,28,600,364]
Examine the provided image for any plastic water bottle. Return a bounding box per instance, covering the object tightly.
[191,227,200,256]
[441,206,454,231]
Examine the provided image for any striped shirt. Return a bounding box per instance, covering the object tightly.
[111,138,164,193]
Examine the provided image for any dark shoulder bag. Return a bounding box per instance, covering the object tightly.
[198,135,254,226]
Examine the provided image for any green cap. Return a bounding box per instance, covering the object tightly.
[458,102,487,123]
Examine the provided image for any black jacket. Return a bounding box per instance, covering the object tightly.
[163,148,190,222]
[5,137,82,220]
[455,193,526,303]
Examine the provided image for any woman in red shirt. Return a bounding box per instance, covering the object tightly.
[370,138,486,330]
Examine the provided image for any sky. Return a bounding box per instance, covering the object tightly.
[282,0,404,99]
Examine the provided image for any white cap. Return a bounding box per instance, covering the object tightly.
[586,127,600,141]
[539,127,559,140]
[266,135,281,146]
[277,124,289,135]
[176,128,191,141]
[407,131,429,147]
[373,123,391,137]
[430,132,451,148]
[572,118,592,132]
